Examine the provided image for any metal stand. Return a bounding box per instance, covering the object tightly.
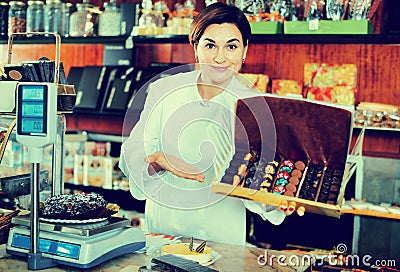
[27,114,66,270]
[28,162,56,270]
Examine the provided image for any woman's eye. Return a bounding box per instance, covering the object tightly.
[227,44,237,50]
[205,43,215,49]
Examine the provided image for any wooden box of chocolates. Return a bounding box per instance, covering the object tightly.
[211,95,355,218]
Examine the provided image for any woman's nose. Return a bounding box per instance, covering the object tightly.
[214,48,225,63]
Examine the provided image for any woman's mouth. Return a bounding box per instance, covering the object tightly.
[211,65,229,72]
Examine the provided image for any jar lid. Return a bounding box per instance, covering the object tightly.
[76,2,92,9]
[27,1,45,5]
[9,1,26,6]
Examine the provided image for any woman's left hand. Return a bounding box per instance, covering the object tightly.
[277,200,306,216]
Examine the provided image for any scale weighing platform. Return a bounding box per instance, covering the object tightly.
[6,216,146,269]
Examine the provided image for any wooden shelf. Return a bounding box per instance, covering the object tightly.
[340,209,400,220]
[2,34,400,45]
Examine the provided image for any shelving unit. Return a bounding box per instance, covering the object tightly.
[341,209,400,220]
[2,34,400,45]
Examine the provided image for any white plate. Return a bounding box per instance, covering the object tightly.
[39,217,108,224]
[203,251,221,266]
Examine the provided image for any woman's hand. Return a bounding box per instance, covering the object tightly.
[145,151,205,182]
[278,200,306,216]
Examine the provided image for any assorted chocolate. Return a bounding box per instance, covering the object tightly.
[221,149,345,204]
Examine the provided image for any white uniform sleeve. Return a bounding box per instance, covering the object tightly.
[242,200,286,225]
[119,83,165,200]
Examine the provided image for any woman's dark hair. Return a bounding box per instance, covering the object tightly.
[189,2,251,46]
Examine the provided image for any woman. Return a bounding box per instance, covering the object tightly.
[119,2,294,246]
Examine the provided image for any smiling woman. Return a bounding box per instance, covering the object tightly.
[119,2,291,246]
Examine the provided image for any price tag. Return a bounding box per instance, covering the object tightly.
[308,19,320,31]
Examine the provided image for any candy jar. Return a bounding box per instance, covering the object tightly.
[69,0,98,37]
[137,0,157,35]
[8,1,27,35]
[98,0,121,36]
[27,0,44,32]
[0,2,9,37]
[61,2,75,37]
[44,0,63,34]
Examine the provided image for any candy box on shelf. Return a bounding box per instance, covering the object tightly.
[271,79,304,97]
[306,86,356,105]
[211,95,358,218]
[236,73,269,93]
[284,20,373,34]
[250,21,283,34]
[303,63,357,105]
[303,63,357,88]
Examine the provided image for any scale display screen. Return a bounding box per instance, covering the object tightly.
[17,84,48,135]
[11,233,81,260]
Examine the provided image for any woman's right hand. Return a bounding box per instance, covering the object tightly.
[145,151,205,182]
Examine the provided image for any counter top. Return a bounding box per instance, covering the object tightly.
[0,240,310,272]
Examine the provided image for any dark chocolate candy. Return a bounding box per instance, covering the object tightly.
[332,177,342,185]
[333,169,344,176]
[328,193,337,200]
[330,185,339,192]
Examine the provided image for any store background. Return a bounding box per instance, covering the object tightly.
[0,0,399,264]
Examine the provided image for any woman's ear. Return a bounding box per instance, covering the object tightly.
[242,45,248,62]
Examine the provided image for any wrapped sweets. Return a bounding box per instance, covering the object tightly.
[272,159,295,195]
[259,160,279,192]
[246,158,279,191]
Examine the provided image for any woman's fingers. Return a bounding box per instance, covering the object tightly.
[278,200,288,211]
[277,200,306,216]
[145,152,205,182]
[171,169,205,182]
[296,206,306,216]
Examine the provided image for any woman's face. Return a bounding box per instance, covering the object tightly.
[195,23,248,87]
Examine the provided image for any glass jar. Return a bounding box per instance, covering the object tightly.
[98,0,121,36]
[0,2,10,37]
[8,1,27,35]
[61,2,75,37]
[44,0,62,34]
[27,0,44,32]
[69,1,98,37]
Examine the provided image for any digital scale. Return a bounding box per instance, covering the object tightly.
[7,216,145,269]
[6,82,146,270]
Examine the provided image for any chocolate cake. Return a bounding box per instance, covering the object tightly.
[40,193,118,220]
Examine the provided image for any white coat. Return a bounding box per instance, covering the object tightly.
[119,70,285,245]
